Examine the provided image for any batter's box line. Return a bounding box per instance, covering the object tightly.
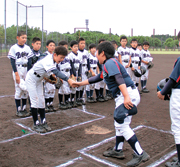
[55,157,83,167]
[77,125,174,167]
[13,107,105,136]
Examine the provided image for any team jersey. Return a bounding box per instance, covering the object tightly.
[114,50,119,59]
[88,53,98,68]
[117,46,130,62]
[140,49,153,63]
[68,51,81,71]
[170,57,180,89]
[57,55,71,71]
[102,58,134,97]
[31,54,56,80]
[7,44,31,65]
[44,51,53,56]
[129,48,141,64]
[78,49,89,65]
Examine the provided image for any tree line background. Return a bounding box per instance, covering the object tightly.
[0,24,179,53]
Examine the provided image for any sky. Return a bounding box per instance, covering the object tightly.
[0,0,179,37]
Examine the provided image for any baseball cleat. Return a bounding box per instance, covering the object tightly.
[103,148,125,159]
[49,105,56,112]
[165,160,180,167]
[32,124,46,133]
[59,102,68,110]
[76,99,82,106]
[22,109,30,116]
[142,88,149,93]
[86,97,92,103]
[16,110,26,117]
[71,101,77,108]
[96,96,105,102]
[41,122,51,132]
[126,151,150,167]
[103,95,109,101]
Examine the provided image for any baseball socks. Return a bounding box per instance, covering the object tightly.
[31,108,39,125]
[127,134,143,155]
[90,89,94,97]
[15,99,21,113]
[22,98,27,111]
[176,144,180,163]
[86,90,90,98]
[115,136,125,151]
[100,88,104,97]
[95,89,100,98]
[38,108,45,123]
[58,94,63,104]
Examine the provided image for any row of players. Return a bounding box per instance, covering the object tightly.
[8,31,153,118]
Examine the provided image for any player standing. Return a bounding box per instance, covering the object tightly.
[25,46,75,133]
[8,31,31,117]
[73,41,150,166]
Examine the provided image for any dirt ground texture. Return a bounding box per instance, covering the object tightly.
[0,54,180,167]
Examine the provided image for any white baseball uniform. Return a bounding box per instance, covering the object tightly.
[140,49,153,81]
[86,53,98,91]
[8,44,31,100]
[43,51,56,98]
[129,48,141,84]
[25,54,57,108]
[57,55,71,95]
[117,46,131,74]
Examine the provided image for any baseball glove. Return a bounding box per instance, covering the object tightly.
[55,77,63,89]
[77,76,82,82]
[147,61,154,69]
[85,71,92,78]
[44,74,57,84]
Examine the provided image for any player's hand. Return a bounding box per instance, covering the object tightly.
[71,81,82,87]
[15,72,20,84]
[124,96,133,110]
[68,79,76,87]
[157,91,165,100]
[91,71,96,76]
[125,65,129,68]
[145,61,149,65]
[138,66,140,69]
[131,67,135,71]
[60,78,63,84]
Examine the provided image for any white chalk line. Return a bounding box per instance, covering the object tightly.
[77,125,175,167]
[56,157,83,167]
[0,95,14,98]
[147,150,177,167]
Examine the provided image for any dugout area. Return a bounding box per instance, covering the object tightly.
[0,54,180,167]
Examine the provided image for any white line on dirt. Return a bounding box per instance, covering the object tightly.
[56,157,83,167]
[0,95,14,98]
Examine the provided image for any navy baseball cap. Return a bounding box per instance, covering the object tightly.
[114,104,137,124]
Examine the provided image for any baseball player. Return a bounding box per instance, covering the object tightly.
[129,39,141,90]
[157,57,180,166]
[68,40,82,106]
[73,41,150,166]
[27,37,42,71]
[8,31,31,117]
[77,37,91,105]
[43,40,56,112]
[25,46,75,133]
[57,41,73,109]
[86,43,97,103]
[118,36,131,75]
[137,43,142,51]
[140,41,153,93]
[111,40,119,60]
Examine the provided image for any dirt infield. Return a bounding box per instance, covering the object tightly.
[0,54,180,167]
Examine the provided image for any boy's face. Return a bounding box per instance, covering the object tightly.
[113,44,118,50]
[131,41,138,48]
[78,40,86,50]
[137,46,142,51]
[46,42,55,54]
[32,41,41,51]
[53,54,65,64]
[120,39,127,47]
[63,44,68,50]
[143,45,149,50]
[17,35,27,45]
[90,47,96,55]
[71,44,78,54]
[96,50,106,64]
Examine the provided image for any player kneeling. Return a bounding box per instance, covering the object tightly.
[25,46,75,133]
[72,42,150,167]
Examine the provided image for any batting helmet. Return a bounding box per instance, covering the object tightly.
[157,78,171,100]
[114,104,137,124]
[140,66,146,75]
[134,69,142,77]
[147,61,154,69]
